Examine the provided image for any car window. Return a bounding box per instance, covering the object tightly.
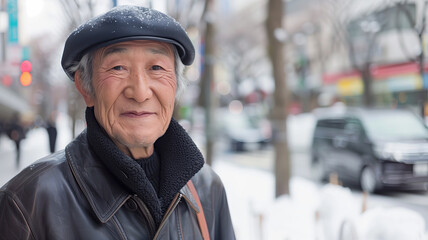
[314,118,346,140]
[344,118,362,134]
[316,119,346,130]
[360,110,428,140]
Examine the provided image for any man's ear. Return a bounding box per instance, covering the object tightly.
[74,70,95,107]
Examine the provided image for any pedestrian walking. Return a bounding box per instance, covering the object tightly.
[0,121,3,147]
[0,6,235,240]
[5,114,25,168]
[45,116,57,154]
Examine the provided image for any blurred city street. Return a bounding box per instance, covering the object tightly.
[0,112,72,185]
[1,112,428,239]
[2,0,428,238]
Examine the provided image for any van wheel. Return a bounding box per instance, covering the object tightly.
[360,166,377,193]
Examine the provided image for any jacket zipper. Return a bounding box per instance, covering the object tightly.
[153,193,183,240]
[134,195,157,236]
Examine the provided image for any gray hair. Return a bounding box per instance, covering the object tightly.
[68,45,186,99]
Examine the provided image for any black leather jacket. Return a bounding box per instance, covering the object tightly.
[0,131,235,240]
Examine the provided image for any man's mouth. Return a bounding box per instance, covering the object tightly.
[121,111,155,117]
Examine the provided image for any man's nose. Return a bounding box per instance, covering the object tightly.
[124,70,153,102]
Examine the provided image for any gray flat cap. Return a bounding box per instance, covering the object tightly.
[61,5,195,80]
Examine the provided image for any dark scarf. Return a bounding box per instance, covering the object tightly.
[85,107,204,226]
[136,151,160,194]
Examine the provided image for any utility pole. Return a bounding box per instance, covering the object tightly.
[0,0,6,62]
[418,0,427,118]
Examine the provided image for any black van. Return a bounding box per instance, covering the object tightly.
[311,106,428,193]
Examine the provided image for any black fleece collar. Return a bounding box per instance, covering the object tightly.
[85,107,204,226]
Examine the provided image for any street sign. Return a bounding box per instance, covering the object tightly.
[7,0,18,43]
[22,46,30,60]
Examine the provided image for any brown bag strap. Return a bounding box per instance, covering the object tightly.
[187,180,210,240]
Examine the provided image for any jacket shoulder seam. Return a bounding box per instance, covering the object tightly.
[1,152,67,192]
[1,190,36,240]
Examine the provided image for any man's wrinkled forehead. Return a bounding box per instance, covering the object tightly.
[96,40,175,60]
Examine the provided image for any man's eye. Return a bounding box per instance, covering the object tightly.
[151,65,164,70]
[112,66,124,71]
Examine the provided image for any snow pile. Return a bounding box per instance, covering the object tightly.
[357,207,427,240]
[317,184,361,240]
[260,179,428,240]
[213,160,275,240]
[263,177,320,240]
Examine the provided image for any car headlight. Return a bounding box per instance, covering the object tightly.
[374,148,394,160]
[374,146,403,162]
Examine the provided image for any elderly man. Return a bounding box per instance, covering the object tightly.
[0,6,235,240]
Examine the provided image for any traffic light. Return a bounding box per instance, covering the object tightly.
[20,60,32,86]
[1,75,12,87]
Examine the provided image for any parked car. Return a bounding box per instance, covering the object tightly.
[220,110,272,152]
[311,106,428,193]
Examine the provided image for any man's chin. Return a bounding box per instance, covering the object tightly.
[118,135,156,148]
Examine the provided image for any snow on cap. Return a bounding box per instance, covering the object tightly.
[61,5,195,80]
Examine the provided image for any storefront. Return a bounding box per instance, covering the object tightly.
[322,62,428,110]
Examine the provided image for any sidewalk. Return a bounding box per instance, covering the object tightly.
[0,113,72,186]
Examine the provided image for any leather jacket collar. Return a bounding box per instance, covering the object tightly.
[65,129,203,224]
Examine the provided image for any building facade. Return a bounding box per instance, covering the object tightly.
[285,0,428,115]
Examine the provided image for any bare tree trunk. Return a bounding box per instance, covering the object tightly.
[361,65,374,107]
[200,0,216,166]
[266,0,291,196]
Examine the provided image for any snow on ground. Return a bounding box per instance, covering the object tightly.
[212,159,428,240]
[213,160,275,240]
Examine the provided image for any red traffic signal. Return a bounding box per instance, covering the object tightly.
[20,60,32,72]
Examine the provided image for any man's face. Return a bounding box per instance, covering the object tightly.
[78,40,177,158]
